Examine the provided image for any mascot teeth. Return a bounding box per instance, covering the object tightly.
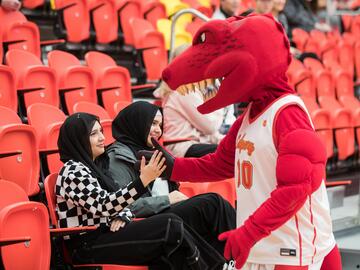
[176,78,222,101]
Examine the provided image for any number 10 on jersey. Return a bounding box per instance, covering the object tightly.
[237,160,253,189]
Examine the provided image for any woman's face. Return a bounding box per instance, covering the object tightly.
[147,110,163,147]
[273,0,286,12]
[89,121,105,160]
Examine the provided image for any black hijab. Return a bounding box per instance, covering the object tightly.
[112,101,163,155]
[58,112,118,192]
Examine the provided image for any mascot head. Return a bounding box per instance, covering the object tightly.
[161,14,292,114]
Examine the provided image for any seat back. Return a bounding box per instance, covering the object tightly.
[287,58,316,99]
[113,101,132,116]
[291,28,309,51]
[27,103,65,174]
[0,105,21,125]
[0,8,41,57]
[117,0,142,46]
[303,58,336,98]
[141,0,166,29]
[54,0,90,42]
[48,50,96,114]
[48,49,81,70]
[92,0,118,44]
[0,180,28,208]
[131,18,168,81]
[337,40,354,78]
[0,106,40,196]
[6,49,59,110]
[73,101,110,119]
[44,173,59,227]
[0,65,17,111]
[179,182,208,197]
[206,178,236,208]
[27,103,66,148]
[0,180,51,270]
[159,0,189,16]
[85,51,132,114]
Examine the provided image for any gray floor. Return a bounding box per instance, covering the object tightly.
[332,194,360,269]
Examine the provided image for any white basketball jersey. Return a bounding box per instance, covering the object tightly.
[235,94,335,266]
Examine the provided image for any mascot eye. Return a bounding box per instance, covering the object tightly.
[200,33,206,43]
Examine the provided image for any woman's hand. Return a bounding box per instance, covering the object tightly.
[139,150,166,187]
[168,191,188,204]
[110,218,126,232]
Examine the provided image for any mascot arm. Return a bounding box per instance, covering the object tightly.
[171,114,244,182]
[219,106,327,268]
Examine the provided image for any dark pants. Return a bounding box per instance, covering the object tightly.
[184,144,218,158]
[162,193,236,255]
[66,213,225,270]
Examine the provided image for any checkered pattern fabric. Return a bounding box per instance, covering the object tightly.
[56,160,145,229]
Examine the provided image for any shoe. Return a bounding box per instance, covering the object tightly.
[222,260,235,270]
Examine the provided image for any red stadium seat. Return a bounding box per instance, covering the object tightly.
[27,103,66,175]
[140,0,167,29]
[337,40,355,79]
[179,182,208,197]
[113,101,132,116]
[0,180,51,270]
[48,50,97,114]
[130,18,168,81]
[73,101,114,145]
[291,28,309,52]
[44,173,149,270]
[6,49,59,118]
[0,7,41,57]
[90,0,119,44]
[115,0,142,46]
[85,51,132,117]
[0,106,40,196]
[0,65,17,112]
[85,51,155,116]
[307,30,336,58]
[53,0,90,43]
[206,178,236,208]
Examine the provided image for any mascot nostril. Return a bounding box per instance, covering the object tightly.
[157,13,341,270]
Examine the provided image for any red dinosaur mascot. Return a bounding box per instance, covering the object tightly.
[145,14,342,270]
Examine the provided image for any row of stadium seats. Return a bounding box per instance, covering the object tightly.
[287,58,360,172]
[0,49,161,120]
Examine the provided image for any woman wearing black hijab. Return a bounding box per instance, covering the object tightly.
[102,101,236,264]
[56,112,226,270]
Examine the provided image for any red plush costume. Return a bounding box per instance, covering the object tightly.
[156,14,342,270]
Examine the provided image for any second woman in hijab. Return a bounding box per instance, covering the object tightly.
[101,101,236,258]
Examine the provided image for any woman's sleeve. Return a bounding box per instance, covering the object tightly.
[62,165,147,217]
[128,196,171,218]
